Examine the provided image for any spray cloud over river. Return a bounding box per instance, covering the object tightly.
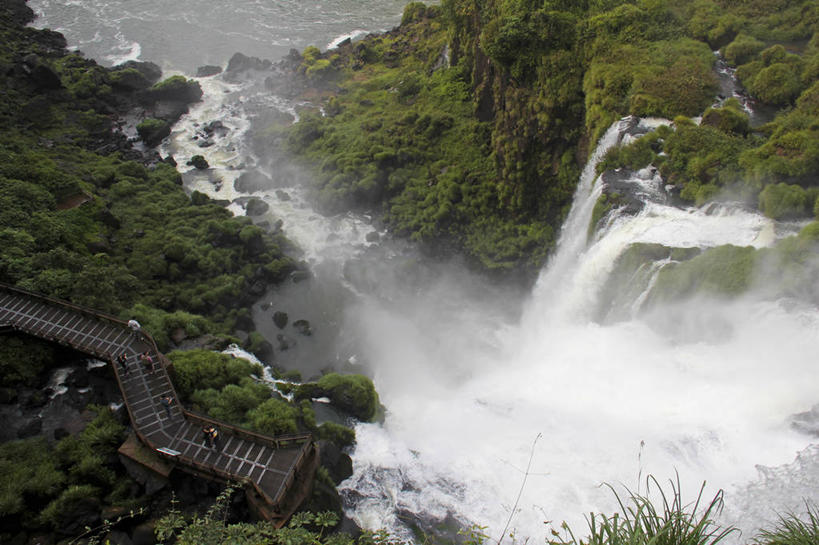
[26,2,819,542]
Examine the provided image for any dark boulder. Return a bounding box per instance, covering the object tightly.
[318,440,354,484]
[136,118,171,147]
[16,416,42,438]
[116,60,162,85]
[196,65,223,77]
[272,311,289,329]
[245,197,269,216]
[234,171,273,193]
[226,52,272,74]
[275,189,292,201]
[1,0,35,25]
[293,319,312,336]
[186,155,209,170]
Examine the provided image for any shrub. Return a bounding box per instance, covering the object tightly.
[318,422,356,448]
[753,503,819,545]
[168,349,262,400]
[316,373,379,422]
[247,398,299,435]
[748,63,803,105]
[0,438,65,517]
[723,33,764,66]
[649,245,757,302]
[136,117,170,146]
[549,476,735,545]
[759,183,809,219]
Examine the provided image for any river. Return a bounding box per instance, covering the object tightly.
[27,1,819,543]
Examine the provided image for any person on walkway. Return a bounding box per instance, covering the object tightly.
[203,425,215,448]
[140,351,154,373]
[116,352,129,376]
[209,426,220,450]
[128,319,142,339]
[159,395,173,418]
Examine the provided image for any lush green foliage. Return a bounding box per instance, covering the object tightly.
[313,373,380,422]
[549,476,735,545]
[282,0,819,274]
[753,503,819,545]
[0,407,129,534]
[168,349,263,400]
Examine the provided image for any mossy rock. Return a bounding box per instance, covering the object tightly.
[186,154,209,169]
[136,117,170,147]
[295,373,379,421]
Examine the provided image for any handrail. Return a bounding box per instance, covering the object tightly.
[0,281,316,515]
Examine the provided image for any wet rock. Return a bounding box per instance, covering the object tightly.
[186,155,209,170]
[116,60,162,85]
[234,171,273,193]
[2,0,35,25]
[293,319,312,336]
[273,311,289,329]
[275,189,292,201]
[319,440,354,484]
[245,198,269,216]
[365,231,380,243]
[792,404,819,437]
[196,64,223,77]
[17,417,42,438]
[53,427,70,441]
[226,52,272,74]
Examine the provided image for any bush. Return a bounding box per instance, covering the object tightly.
[168,349,262,400]
[318,422,356,448]
[649,244,757,302]
[316,373,379,422]
[0,438,65,517]
[723,33,764,66]
[748,63,803,105]
[753,503,819,545]
[136,117,170,146]
[247,398,299,435]
[550,476,734,545]
[759,183,809,219]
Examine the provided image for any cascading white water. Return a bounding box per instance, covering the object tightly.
[340,117,819,544]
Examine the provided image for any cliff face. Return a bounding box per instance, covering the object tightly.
[281,0,819,279]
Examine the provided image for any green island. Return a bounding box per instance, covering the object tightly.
[2,0,819,543]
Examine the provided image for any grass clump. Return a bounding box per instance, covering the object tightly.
[753,503,819,545]
[550,476,735,545]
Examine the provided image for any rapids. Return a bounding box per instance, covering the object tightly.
[25,2,819,542]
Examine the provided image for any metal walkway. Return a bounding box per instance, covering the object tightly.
[0,282,317,523]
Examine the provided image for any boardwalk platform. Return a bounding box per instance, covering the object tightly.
[0,282,317,525]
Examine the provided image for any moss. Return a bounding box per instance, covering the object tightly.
[649,244,757,303]
[168,349,262,400]
[758,182,810,219]
[296,373,380,422]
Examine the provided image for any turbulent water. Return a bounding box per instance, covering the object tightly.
[27,2,819,543]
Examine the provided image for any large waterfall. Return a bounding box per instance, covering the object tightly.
[25,1,819,542]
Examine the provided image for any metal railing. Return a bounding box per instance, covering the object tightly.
[0,281,316,513]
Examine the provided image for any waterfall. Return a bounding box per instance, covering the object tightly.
[341,117,819,544]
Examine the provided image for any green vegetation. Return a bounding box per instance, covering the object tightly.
[0,407,131,534]
[548,477,734,545]
[279,0,819,276]
[295,373,380,422]
[753,503,819,545]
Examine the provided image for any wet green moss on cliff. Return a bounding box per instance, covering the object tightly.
[283,0,807,277]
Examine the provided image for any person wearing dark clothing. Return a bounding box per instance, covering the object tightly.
[116,353,129,376]
[203,425,214,447]
[159,395,173,417]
